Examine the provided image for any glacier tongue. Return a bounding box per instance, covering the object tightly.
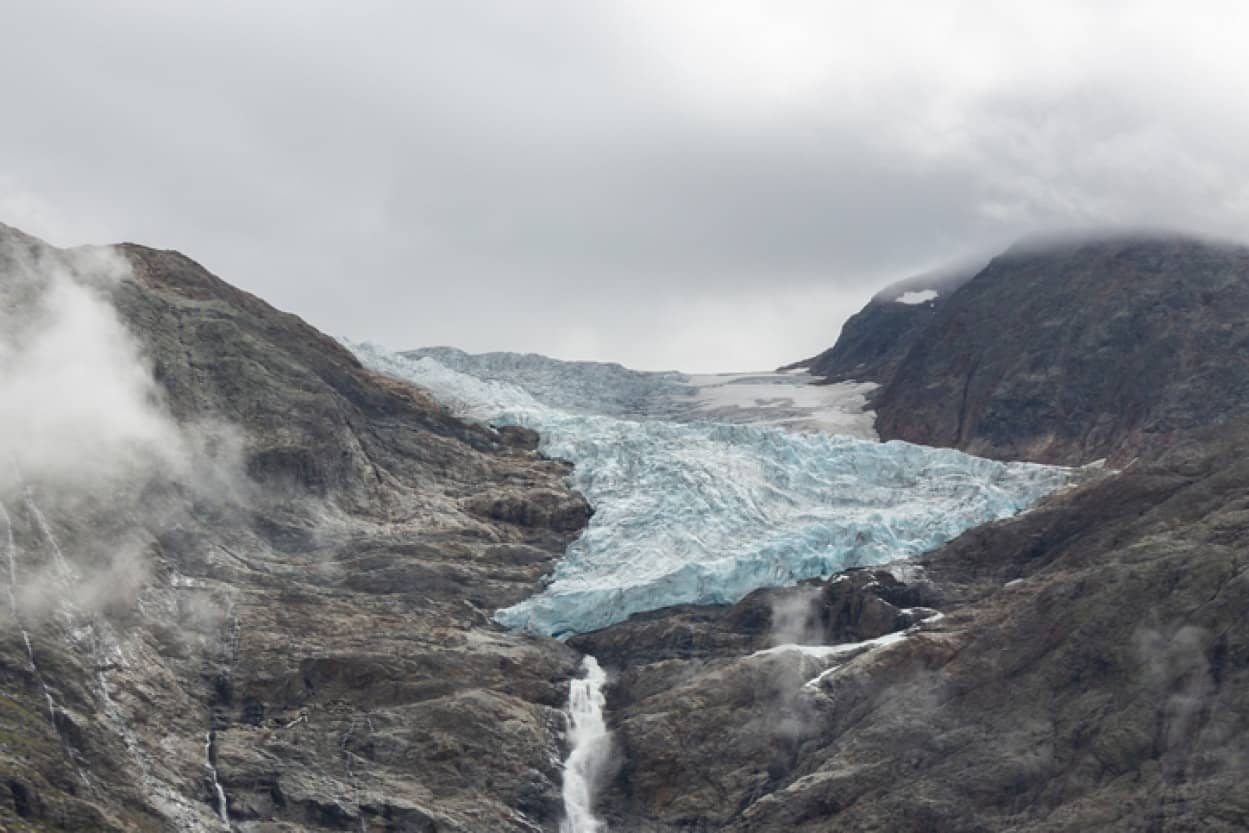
[350,344,1072,637]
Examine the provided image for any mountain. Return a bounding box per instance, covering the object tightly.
[558,232,1249,831]
[802,233,1249,465]
[784,264,979,384]
[4,222,1248,833]
[0,225,590,832]
[568,419,1249,832]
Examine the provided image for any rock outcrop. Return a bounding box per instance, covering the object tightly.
[804,233,1249,466]
[785,265,976,385]
[0,226,590,832]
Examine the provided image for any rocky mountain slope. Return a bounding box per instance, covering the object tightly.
[4,221,1248,833]
[570,421,1249,831]
[0,225,589,832]
[785,265,977,385]
[804,233,1249,465]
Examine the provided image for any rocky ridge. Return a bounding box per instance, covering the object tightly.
[785,264,977,385]
[3,223,1248,833]
[804,233,1249,466]
[0,225,590,832]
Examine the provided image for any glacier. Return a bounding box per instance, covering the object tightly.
[404,346,878,437]
[350,344,1073,637]
[404,346,692,420]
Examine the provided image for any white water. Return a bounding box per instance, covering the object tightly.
[204,732,229,823]
[560,656,612,833]
[22,486,75,583]
[744,610,948,691]
[0,499,58,721]
[349,344,1073,637]
[4,476,228,829]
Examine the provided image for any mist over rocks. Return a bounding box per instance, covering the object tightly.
[2,220,1248,833]
[0,224,593,832]
[0,225,245,628]
[0,226,193,495]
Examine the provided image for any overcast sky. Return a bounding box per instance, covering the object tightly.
[4,1,1249,370]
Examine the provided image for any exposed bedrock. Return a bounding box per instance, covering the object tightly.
[4,221,1249,833]
[0,225,590,832]
[804,233,1249,466]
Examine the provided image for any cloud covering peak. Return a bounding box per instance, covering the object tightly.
[3,2,1248,369]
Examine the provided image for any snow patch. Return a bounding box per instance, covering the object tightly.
[895,289,939,305]
[684,372,876,438]
[756,611,948,690]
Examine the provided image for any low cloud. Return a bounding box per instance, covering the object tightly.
[0,240,188,491]
[0,232,244,623]
[5,3,1249,369]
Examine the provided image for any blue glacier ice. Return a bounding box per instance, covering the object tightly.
[402,346,878,435]
[349,343,1073,637]
[404,346,693,419]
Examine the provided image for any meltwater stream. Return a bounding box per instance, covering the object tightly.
[559,656,612,833]
[350,344,1073,637]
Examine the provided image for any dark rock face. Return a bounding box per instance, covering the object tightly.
[0,228,590,832]
[806,234,1249,465]
[575,423,1249,832]
[6,220,1249,833]
[787,267,976,385]
[879,235,1249,464]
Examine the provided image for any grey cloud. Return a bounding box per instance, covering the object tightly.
[3,2,1248,370]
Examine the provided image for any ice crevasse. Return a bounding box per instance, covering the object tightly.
[349,343,1074,637]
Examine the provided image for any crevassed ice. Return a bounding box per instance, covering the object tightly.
[349,343,1072,637]
[403,346,877,437]
[405,346,692,419]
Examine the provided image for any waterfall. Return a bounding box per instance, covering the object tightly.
[204,732,229,824]
[0,499,57,720]
[6,473,225,828]
[22,486,75,583]
[1,501,30,645]
[559,656,611,833]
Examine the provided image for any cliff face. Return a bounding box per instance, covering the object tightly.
[788,266,977,385]
[806,234,1249,466]
[0,228,590,832]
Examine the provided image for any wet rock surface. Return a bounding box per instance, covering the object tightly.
[0,228,589,832]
